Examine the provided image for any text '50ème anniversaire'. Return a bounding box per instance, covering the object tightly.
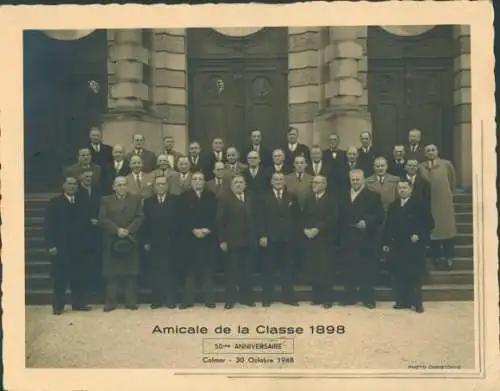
[152,324,346,335]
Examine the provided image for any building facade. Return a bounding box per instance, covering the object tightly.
[23,26,471,192]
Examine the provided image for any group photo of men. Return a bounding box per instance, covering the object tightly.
[45,125,457,315]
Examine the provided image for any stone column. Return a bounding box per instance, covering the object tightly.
[313,26,371,149]
[102,29,161,153]
[153,29,188,154]
[453,25,472,188]
[288,27,320,145]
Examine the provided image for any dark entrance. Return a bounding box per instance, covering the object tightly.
[367,26,454,159]
[24,30,107,193]
[187,28,288,152]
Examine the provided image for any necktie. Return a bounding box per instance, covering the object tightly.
[216,179,221,186]
[379,176,384,184]
[135,174,141,188]
[314,163,319,175]
[251,169,257,178]
[298,174,302,182]
[159,196,164,206]
[412,146,416,152]
[115,161,120,172]
[239,194,244,202]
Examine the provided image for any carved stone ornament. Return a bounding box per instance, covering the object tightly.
[212,27,264,37]
[380,26,435,36]
[41,29,96,40]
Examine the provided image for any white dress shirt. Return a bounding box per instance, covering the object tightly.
[288,143,297,152]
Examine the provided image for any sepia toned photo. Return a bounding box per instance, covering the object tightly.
[1,2,497,391]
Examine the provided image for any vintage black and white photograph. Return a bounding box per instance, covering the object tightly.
[0,2,497,391]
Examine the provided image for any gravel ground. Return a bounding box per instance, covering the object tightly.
[25,302,475,370]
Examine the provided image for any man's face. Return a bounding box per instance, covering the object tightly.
[425,145,438,160]
[397,182,412,199]
[177,158,190,173]
[329,135,339,149]
[189,143,201,156]
[271,174,285,190]
[374,159,388,175]
[311,177,326,194]
[360,133,371,147]
[133,135,145,149]
[251,131,262,144]
[89,129,102,144]
[347,149,358,161]
[63,177,78,195]
[80,171,93,186]
[311,148,322,162]
[78,149,92,165]
[212,139,224,152]
[349,173,364,190]
[294,157,306,173]
[272,151,284,165]
[130,157,143,172]
[406,160,419,175]
[393,147,405,160]
[157,155,169,170]
[287,129,298,144]
[114,178,128,196]
[214,164,225,178]
[226,149,238,164]
[247,152,260,167]
[153,177,168,195]
[231,177,246,194]
[113,147,124,160]
[191,173,205,190]
[164,137,174,151]
[409,130,421,144]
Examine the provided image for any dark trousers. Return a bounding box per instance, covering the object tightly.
[183,245,215,305]
[104,275,137,307]
[262,241,296,302]
[429,238,454,259]
[226,246,253,304]
[51,255,88,310]
[392,270,423,307]
[150,251,176,306]
[307,238,333,304]
[342,251,377,304]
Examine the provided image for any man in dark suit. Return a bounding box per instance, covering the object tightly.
[162,135,183,170]
[284,127,311,172]
[99,176,144,312]
[338,146,361,194]
[187,141,208,175]
[307,145,331,180]
[217,174,258,309]
[206,162,230,199]
[244,129,272,168]
[87,125,113,169]
[301,175,339,308]
[258,172,300,307]
[242,151,270,197]
[103,144,130,195]
[223,147,248,179]
[323,134,347,195]
[143,175,179,309]
[284,156,313,211]
[339,169,385,308]
[126,133,157,173]
[267,149,290,176]
[383,180,434,313]
[405,128,426,162]
[405,159,431,207]
[45,176,90,314]
[205,137,227,180]
[388,145,407,178]
[357,132,376,177]
[63,148,102,189]
[77,170,103,297]
[179,172,218,309]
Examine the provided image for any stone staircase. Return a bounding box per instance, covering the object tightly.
[24,192,474,304]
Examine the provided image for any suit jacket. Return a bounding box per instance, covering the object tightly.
[216,191,258,249]
[162,150,183,170]
[142,194,179,251]
[242,166,271,196]
[284,143,311,171]
[306,160,331,179]
[357,146,377,177]
[205,151,227,180]
[323,149,348,194]
[103,159,131,195]
[258,189,299,243]
[284,172,313,210]
[77,185,102,248]
[223,162,248,180]
[150,168,182,195]
[206,177,230,199]
[44,194,87,255]
[126,149,157,173]
[168,172,192,195]
[125,172,154,199]
[244,144,272,167]
[405,144,426,162]
[388,159,407,179]
[406,173,431,207]
[62,163,102,188]
[188,153,209,174]
[179,188,218,247]
[365,174,400,211]
[87,142,113,168]
[301,193,339,244]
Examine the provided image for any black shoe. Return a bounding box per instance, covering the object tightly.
[52,308,63,315]
[103,306,116,312]
[241,301,255,307]
[364,302,376,309]
[414,304,425,313]
[205,303,216,309]
[393,304,410,309]
[72,305,92,311]
[179,303,193,310]
[262,301,271,307]
[224,303,234,309]
[322,303,332,309]
[311,300,321,305]
[126,305,139,310]
[283,299,299,306]
[165,302,176,309]
[150,304,162,310]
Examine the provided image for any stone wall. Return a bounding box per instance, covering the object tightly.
[453,25,472,188]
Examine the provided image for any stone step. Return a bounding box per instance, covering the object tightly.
[24,284,474,305]
[457,222,473,234]
[455,213,473,223]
